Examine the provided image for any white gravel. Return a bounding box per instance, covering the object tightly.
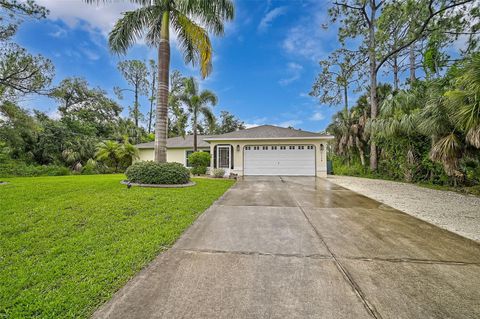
[328,175,480,242]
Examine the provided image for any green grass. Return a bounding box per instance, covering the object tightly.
[0,174,234,318]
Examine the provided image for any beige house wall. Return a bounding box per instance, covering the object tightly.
[137,147,209,166]
[208,139,330,177]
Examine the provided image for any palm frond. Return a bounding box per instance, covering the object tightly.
[199,90,217,105]
[108,5,161,54]
[171,11,212,78]
[175,0,234,35]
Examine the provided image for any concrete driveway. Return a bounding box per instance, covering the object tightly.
[94,177,480,319]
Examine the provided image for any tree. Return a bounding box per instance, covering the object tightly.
[114,60,148,128]
[331,0,476,171]
[0,1,53,99]
[168,70,188,137]
[147,59,157,133]
[50,77,122,137]
[94,0,235,163]
[216,110,245,134]
[179,77,217,151]
[310,48,363,112]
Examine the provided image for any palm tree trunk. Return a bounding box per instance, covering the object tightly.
[154,11,170,163]
[343,84,348,113]
[193,114,198,152]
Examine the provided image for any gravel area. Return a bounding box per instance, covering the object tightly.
[328,175,480,243]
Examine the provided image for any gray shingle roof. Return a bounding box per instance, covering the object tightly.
[135,135,211,149]
[204,125,330,140]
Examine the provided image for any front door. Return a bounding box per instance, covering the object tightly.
[217,146,231,169]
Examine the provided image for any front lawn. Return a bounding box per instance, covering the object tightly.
[0,174,234,318]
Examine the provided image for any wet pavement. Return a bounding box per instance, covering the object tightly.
[93,176,480,319]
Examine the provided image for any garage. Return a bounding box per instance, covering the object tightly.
[244,145,316,176]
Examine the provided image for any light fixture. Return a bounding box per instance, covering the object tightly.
[320,144,324,151]
[236,145,240,152]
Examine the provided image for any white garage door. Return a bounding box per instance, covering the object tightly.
[244,145,315,176]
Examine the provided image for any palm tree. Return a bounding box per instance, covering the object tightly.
[88,0,234,163]
[179,77,217,151]
[95,140,121,172]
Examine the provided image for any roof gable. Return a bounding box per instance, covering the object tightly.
[204,125,329,140]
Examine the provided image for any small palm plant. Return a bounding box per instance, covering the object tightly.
[87,0,234,162]
[179,76,217,151]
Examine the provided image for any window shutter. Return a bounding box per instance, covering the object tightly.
[213,145,217,168]
[230,145,234,169]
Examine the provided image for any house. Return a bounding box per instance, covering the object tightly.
[135,125,334,177]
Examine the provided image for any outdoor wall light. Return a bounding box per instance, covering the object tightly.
[320,144,324,151]
[236,145,240,152]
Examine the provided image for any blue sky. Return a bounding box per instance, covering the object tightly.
[14,0,356,131]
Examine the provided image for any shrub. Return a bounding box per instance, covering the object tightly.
[0,162,71,177]
[212,168,225,178]
[188,152,211,176]
[125,161,190,185]
[190,166,207,175]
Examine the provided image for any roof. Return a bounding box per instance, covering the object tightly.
[204,125,333,141]
[135,135,211,149]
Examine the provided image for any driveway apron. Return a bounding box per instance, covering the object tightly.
[93,176,480,319]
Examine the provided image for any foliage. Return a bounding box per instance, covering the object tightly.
[179,76,217,150]
[95,139,139,173]
[125,161,190,184]
[214,110,246,134]
[0,174,234,318]
[114,60,149,127]
[0,162,70,177]
[0,0,53,99]
[212,168,225,178]
[188,151,211,175]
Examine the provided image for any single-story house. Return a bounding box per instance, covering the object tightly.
[135,125,334,177]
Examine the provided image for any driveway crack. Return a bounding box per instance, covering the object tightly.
[175,248,333,260]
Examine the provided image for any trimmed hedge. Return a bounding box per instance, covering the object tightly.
[125,161,190,185]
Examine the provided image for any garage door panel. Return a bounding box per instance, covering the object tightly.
[244,145,315,176]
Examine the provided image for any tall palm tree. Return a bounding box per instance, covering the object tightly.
[89,0,234,162]
[179,77,217,151]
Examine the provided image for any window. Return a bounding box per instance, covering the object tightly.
[289,146,295,150]
[307,145,314,150]
[272,146,277,150]
[245,146,251,150]
[253,146,259,150]
[298,146,304,150]
[280,146,286,150]
[263,146,268,150]
[185,150,194,167]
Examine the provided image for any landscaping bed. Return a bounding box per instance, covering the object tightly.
[0,174,234,318]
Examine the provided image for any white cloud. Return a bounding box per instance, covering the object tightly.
[310,111,325,121]
[36,0,138,36]
[279,62,303,86]
[258,6,287,32]
[282,8,332,61]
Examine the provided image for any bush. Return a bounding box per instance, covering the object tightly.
[188,152,211,176]
[125,161,190,185]
[212,168,225,178]
[0,162,71,177]
[190,166,207,175]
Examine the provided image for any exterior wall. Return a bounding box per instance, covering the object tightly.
[209,139,330,177]
[137,148,209,166]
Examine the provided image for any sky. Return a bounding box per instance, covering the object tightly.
[14,0,361,131]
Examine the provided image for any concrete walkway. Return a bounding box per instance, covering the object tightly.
[93,177,480,319]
